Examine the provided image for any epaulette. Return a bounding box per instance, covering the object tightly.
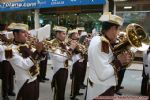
[4,44,14,59]
[49,39,60,52]
[50,39,60,47]
[101,36,109,54]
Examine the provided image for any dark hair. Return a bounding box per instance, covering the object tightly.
[101,22,119,34]
[12,29,21,36]
[0,24,7,31]
[54,31,62,36]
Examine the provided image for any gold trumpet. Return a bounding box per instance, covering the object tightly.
[66,38,87,55]
[42,39,72,59]
[76,43,87,55]
[43,38,73,68]
[113,23,149,66]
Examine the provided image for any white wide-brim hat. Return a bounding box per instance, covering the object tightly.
[68,29,78,35]
[53,25,67,33]
[76,27,85,31]
[99,12,124,26]
[8,23,29,31]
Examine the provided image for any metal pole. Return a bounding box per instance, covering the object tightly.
[34,9,40,29]
[108,0,114,13]
[57,15,60,25]
[76,14,79,26]
[103,0,109,13]
[114,1,116,14]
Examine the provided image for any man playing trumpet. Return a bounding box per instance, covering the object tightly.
[50,26,77,100]
[4,23,45,100]
[67,29,88,100]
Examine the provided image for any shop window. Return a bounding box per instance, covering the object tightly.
[40,12,102,34]
[117,12,150,36]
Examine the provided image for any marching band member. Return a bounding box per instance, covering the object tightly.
[76,27,85,37]
[5,23,44,100]
[115,32,127,95]
[141,46,150,97]
[0,27,15,100]
[86,12,131,100]
[38,49,49,83]
[68,29,87,100]
[148,46,150,100]
[76,27,88,89]
[146,46,150,100]
[50,26,77,100]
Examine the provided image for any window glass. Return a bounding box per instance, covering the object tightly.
[40,12,102,34]
[117,12,150,36]
[0,10,34,29]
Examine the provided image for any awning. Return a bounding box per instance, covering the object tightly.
[0,0,106,12]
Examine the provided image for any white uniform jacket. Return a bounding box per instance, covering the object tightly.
[70,53,82,73]
[148,52,150,78]
[49,48,68,74]
[6,44,36,98]
[72,54,81,64]
[0,45,6,62]
[143,50,150,78]
[87,36,116,100]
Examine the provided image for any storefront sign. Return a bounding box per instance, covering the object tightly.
[0,0,106,12]
[38,0,106,8]
[0,0,37,11]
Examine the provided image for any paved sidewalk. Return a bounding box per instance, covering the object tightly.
[1,61,147,100]
[127,62,143,71]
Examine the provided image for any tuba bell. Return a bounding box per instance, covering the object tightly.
[113,23,149,66]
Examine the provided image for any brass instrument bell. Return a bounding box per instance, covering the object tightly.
[114,23,149,66]
[126,23,147,48]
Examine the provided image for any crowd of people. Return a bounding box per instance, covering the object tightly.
[0,12,150,100]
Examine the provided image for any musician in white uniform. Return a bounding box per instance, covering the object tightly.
[68,29,88,100]
[0,29,16,100]
[86,12,131,100]
[141,46,150,97]
[50,26,77,100]
[5,23,44,100]
[148,46,150,100]
[115,32,127,95]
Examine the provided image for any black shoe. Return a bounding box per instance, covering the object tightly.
[70,96,79,100]
[40,79,45,83]
[115,91,122,95]
[115,86,124,92]
[43,77,49,81]
[83,84,87,87]
[120,86,124,89]
[80,84,87,89]
[8,92,16,96]
[2,96,9,100]
[70,94,72,97]
[70,96,75,100]
[77,92,84,96]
